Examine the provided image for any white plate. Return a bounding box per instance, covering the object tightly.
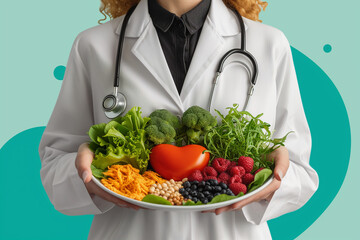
[92,175,273,211]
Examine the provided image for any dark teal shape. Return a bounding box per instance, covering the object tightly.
[53,65,66,80]
[0,127,93,240]
[268,47,351,239]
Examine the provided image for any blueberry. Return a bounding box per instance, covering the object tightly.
[203,191,211,196]
[207,196,213,202]
[214,186,222,192]
[204,185,212,191]
[205,181,211,186]
[219,182,228,189]
[198,187,204,192]
[179,188,185,194]
[191,185,197,190]
[183,181,191,188]
[201,198,208,204]
[187,195,192,200]
[192,197,198,203]
[226,189,233,195]
[198,192,205,199]
[199,181,206,187]
[210,179,219,185]
[214,192,221,197]
[221,189,227,194]
[192,181,199,186]
[191,191,198,197]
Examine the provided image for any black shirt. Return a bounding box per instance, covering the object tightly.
[148,0,211,94]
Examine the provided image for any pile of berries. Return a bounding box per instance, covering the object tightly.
[179,179,234,203]
[187,156,263,196]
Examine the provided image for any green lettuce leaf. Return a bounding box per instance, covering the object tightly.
[248,168,272,193]
[208,192,244,204]
[142,194,172,205]
[91,164,104,179]
[88,123,106,144]
[88,107,151,175]
[183,200,203,206]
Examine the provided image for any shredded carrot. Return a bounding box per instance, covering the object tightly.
[101,164,166,201]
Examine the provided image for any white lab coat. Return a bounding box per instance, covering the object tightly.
[39,0,319,239]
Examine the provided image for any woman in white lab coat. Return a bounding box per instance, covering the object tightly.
[39,0,319,239]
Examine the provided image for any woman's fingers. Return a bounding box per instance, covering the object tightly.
[74,143,143,211]
[266,146,289,181]
[75,143,94,184]
[272,146,289,181]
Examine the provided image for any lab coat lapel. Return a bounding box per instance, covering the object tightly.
[131,24,183,110]
[115,0,183,110]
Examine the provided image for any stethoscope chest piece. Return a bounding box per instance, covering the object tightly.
[103,88,127,119]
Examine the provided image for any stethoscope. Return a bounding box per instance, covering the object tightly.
[103,4,258,119]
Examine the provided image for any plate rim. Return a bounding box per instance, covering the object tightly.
[91,173,274,211]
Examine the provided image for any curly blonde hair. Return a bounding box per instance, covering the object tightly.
[99,0,267,23]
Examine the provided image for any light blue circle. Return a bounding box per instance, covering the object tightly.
[53,65,66,80]
[323,44,332,53]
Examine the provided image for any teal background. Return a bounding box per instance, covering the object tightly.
[0,0,358,239]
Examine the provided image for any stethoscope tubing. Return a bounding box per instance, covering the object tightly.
[104,5,259,118]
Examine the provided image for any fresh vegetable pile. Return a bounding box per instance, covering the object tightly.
[88,104,290,206]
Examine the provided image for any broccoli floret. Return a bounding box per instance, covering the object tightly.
[149,109,181,130]
[146,109,180,145]
[182,106,217,144]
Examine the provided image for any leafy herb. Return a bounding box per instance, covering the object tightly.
[204,104,292,170]
[142,194,172,205]
[248,169,273,193]
[88,106,151,175]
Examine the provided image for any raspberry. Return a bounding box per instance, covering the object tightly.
[212,158,230,173]
[254,168,265,175]
[238,156,254,173]
[229,175,242,184]
[202,166,218,178]
[218,172,231,184]
[188,170,204,182]
[229,166,246,177]
[226,161,237,173]
[204,176,218,181]
[229,183,247,195]
[242,173,254,186]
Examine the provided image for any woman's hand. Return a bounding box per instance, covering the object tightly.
[75,143,141,210]
[203,146,289,215]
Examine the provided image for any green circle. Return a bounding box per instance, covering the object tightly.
[323,44,332,53]
[53,65,66,80]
